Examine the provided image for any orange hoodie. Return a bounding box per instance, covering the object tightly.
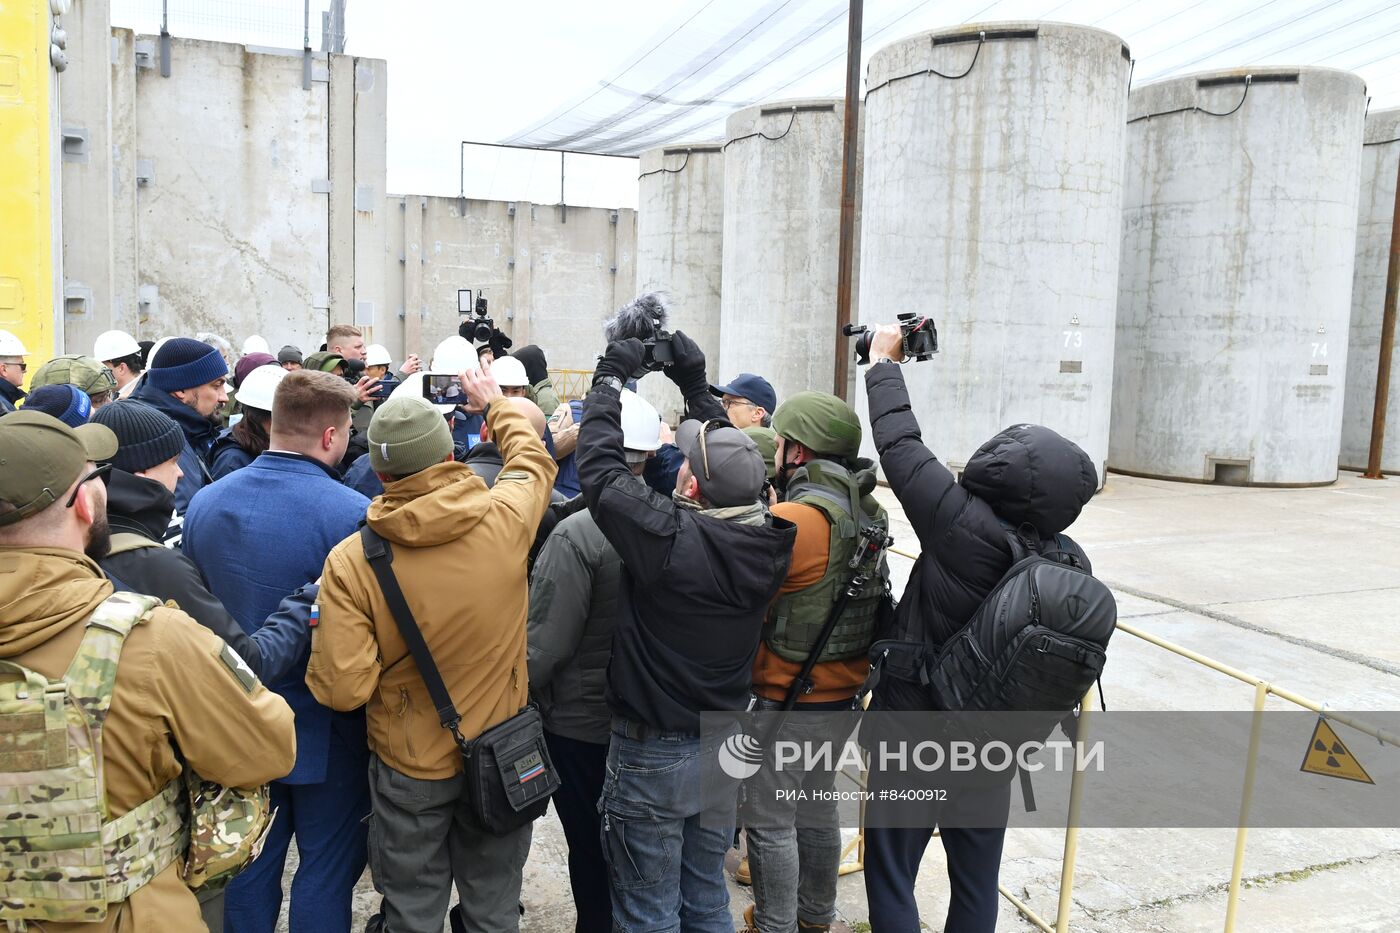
[751,501,870,703]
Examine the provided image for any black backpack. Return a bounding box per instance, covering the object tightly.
[926,528,1115,732]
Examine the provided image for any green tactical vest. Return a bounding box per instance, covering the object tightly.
[764,460,891,664]
[0,592,187,928]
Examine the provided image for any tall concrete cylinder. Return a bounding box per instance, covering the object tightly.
[856,23,1130,481]
[635,143,725,424]
[1340,108,1400,473]
[720,98,847,406]
[1113,67,1367,485]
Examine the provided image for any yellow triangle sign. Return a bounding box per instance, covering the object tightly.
[1300,717,1374,785]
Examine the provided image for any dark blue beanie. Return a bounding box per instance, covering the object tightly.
[23,384,91,427]
[148,337,228,392]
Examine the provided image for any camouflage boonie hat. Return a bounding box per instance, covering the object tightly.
[30,354,119,398]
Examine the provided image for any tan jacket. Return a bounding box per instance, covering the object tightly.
[0,547,297,932]
[308,401,557,780]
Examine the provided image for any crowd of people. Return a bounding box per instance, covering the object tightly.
[0,300,1098,933]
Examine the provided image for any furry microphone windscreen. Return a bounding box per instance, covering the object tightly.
[604,292,671,343]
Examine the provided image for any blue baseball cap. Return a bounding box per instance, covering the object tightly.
[709,373,777,416]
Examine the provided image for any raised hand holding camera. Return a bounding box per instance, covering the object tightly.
[663,329,708,396]
[460,365,503,412]
[593,338,647,388]
[844,312,939,364]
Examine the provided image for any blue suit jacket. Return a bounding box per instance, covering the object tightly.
[182,451,369,784]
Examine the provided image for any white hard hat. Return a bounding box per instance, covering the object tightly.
[390,371,456,414]
[489,356,529,388]
[0,329,29,357]
[365,343,392,367]
[148,336,173,367]
[236,363,287,411]
[431,336,475,374]
[93,329,140,363]
[241,334,270,356]
[620,388,662,452]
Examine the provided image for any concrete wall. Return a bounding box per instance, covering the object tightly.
[1340,109,1400,473]
[1112,67,1367,486]
[636,143,725,423]
[720,98,851,408]
[856,23,1129,480]
[382,196,637,377]
[56,0,388,356]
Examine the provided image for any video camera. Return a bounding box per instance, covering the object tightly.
[457,289,496,345]
[843,313,939,365]
[604,292,674,375]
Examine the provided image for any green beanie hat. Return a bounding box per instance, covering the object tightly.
[770,391,862,461]
[368,396,453,477]
[743,426,778,480]
[30,354,119,397]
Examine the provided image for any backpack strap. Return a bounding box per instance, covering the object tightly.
[359,525,469,750]
[62,592,163,735]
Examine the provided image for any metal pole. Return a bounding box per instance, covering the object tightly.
[1053,689,1094,933]
[1364,149,1400,479]
[1223,682,1269,931]
[833,0,863,400]
[560,151,568,223]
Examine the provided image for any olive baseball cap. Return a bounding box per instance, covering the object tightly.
[0,411,118,526]
[675,419,767,507]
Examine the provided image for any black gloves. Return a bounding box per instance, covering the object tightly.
[489,329,513,357]
[664,329,708,399]
[594,338,646,388]
[512,345,550,386]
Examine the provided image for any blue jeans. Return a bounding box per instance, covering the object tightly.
[600,722,739,933]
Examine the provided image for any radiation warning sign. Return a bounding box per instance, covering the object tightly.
[1300,717,1375,785]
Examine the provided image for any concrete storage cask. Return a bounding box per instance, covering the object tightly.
[854,23,1130,483]
[720,98,849,406]
[1112,67,1367,486]
[1340,108,1400,474]
[636,143,725,424]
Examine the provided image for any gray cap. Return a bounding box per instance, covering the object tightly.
[675,419,767,507]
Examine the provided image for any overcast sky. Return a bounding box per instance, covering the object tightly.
[113,0,1400,209]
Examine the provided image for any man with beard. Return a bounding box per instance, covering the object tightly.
[0,410,296,931]
[131,336,229,520]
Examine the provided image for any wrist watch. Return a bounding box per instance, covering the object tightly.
[597,375,623,393]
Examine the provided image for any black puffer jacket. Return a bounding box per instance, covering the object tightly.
[865,362,1097,710]
[578,381,796,733]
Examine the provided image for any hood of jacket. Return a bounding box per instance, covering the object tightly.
[960,424,1096,538]
[0,547,112,657]
[105,468,176,541]
[368,460,491,547]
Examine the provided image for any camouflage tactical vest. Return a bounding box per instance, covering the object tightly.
[0,593,186,927]
[764,461,891,664]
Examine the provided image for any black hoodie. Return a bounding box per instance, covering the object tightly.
[98,469,315,684]
[864,362,1095,710]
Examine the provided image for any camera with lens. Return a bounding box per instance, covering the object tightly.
[843,313,939,365]
[457,289,496,344]
[340,355,366,385]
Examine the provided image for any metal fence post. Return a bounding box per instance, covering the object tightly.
[1054,687,1096,933]
[1223,682,1269,931]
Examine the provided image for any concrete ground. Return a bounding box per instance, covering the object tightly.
[281,469,1400,932]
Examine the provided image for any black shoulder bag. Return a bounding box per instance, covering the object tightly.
[360,525,559,835]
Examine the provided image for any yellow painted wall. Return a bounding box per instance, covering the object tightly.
[0,0,55,384]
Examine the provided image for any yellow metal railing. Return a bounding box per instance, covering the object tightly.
[549,368,594,403]
[872,544,1399,933]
